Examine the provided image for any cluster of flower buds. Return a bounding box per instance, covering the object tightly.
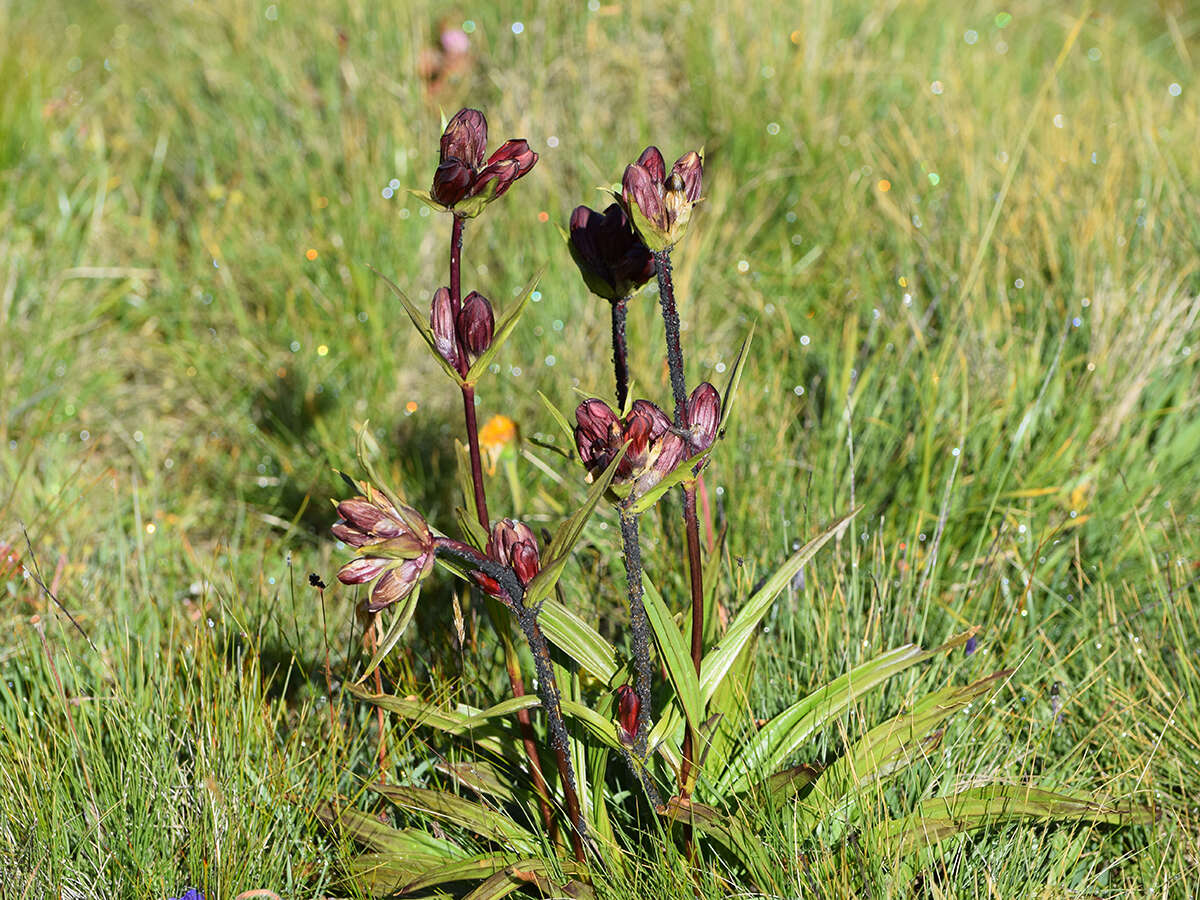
[567,202,655,302]
[430,108,538,218]
[473,518,542,599]
[333,486,436,613]
[430,286,494,375]
[615,683,640,746]
[575,397,683,494]
[621,146,703,251]
[574,382,721,493]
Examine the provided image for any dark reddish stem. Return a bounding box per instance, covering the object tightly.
[446,213,556,843]
[611,295,631,411]
[460,383,491,530]
[677,482,705,795]
[449,215,464,309]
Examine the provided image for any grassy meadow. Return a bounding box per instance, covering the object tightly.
[1,0,1198,896]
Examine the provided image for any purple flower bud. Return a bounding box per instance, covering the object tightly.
[574,398,623,470]
[430,286,461,370]
[621,145,703,250]
[485,138,537,175]
[684,382,721,452]
[439,108,487,170]
[457,291,495,359]
[636,146,666,183]
[616,684,640,745]
[965,635,978,656]
[671,151,703,203]
[567,203,655,301]
[429,111,538,216]
[431,158,474,207]
[337,557,386,585]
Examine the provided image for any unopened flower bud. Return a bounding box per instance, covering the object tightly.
[439,108,487,170]
[684,382,721,452]
[457,291,495,359]
[430,286,461,370]
[615,684,640,745]
[429,110,538,217]
[621,146,704,251]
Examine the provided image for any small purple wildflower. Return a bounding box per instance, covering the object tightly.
[964,635,978,656]
[169,889,204,900]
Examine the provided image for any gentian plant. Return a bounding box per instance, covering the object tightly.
[320,109,1154,897]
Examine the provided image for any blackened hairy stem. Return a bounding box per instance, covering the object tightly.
[432,538,589,862]
[652,249,687,425]
[619,506,654,757]
[611,295,631,411]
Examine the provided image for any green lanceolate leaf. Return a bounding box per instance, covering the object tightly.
[465,267,544,383]
[373,785,541,851]
[315,803,466,859]
[436,758,519,805]
[524,448,626,607]
[349,685,540,735]
[356,584,422,684]
[799,670,1014,829]
[385,852,568,895]
[865,784,1157,857]
[626,445,710,514]
[718,322,755,434]
[369,264,464,385]
[536,391,578,457]
[700,508,859,703]
[538,599,619,684]
[717,631,977,795]
[642,577,704,745]
[662,797,774,889]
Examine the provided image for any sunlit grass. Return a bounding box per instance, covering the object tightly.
[1,0,1197,894]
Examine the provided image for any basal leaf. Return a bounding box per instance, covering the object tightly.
[717,631,976,795]
[642,577,704,750]
[373,785,540,850]
[866,784,1157,857]
[699,508,858,703]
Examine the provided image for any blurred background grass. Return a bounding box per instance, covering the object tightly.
[1,0,1197,896]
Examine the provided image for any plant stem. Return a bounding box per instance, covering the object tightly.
[653,249,687,423]
[434,539,589,864]
[619,506,654,757]
[653,247,705,856]
[445,213,555,847]
[611,295,631,411]
[483,597,558,839]
[459,384,491,530]
[449,215,464,309]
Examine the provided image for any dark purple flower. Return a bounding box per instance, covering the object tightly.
[168,890,205,900]
[621,146,703,250]
[965,635,978,656]
[567,203,655,301]
[573,397,685,495]
[333,483,435,613]
[683,382,721,452]
[430,108,538,217]
[615,684,640,745]
[457,291,495,359]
